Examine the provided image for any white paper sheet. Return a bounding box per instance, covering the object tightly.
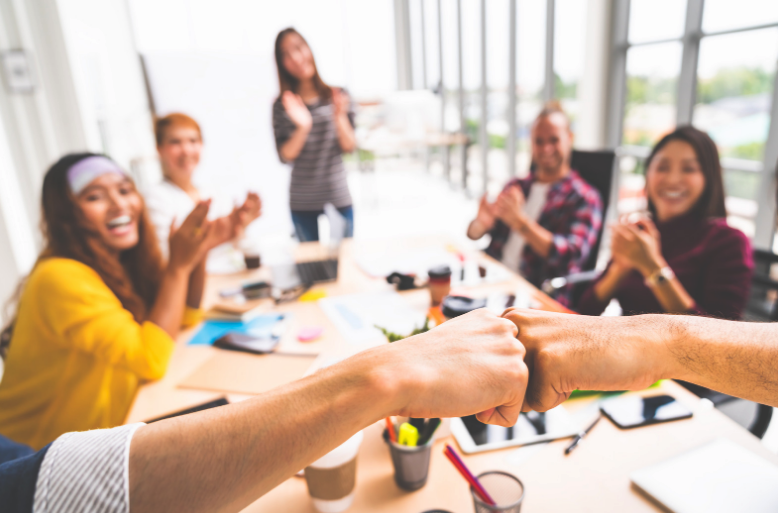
[319,291,427,345]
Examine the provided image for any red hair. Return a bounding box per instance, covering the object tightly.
[154,113,203,147]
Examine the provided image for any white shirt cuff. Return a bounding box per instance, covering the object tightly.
[33,423,145,513]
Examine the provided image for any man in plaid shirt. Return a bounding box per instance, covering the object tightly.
[467,102,602,306]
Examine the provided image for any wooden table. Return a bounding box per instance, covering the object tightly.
[126,237,778,513]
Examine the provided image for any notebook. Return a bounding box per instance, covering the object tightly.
[630,438,778,513]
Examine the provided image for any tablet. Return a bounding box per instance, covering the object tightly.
[451,405,579,454]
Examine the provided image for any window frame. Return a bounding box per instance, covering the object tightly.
[608,0,778,248]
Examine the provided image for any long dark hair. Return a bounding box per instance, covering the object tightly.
[40,153,163,321]
[644,125,727,219]
[2,153,164,357]
[274,28,332,102]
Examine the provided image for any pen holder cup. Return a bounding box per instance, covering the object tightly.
[384,433,433,491]
[471,471,525,513]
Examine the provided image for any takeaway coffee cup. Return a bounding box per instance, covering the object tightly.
[304,431,363,513]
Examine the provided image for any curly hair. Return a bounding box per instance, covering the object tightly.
[39,152,164,321]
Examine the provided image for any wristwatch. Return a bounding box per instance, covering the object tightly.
[644,266,675,288]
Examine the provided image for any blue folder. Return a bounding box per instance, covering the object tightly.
[187,314,285,346]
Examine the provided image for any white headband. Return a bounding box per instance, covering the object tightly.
[67,156,127,195]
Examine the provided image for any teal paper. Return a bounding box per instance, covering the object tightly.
[187,314,285,346]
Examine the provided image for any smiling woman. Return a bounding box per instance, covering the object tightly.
[576,126,753,320]
[145,113,262,260]
[0,153,236,450]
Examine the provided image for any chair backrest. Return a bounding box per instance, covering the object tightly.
[747,248,778,321]
[570,149,616,273]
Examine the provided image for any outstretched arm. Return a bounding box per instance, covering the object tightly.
[129,309,528,513]
[504,308,778,412]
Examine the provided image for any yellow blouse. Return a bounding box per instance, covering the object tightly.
[0,258,188,449]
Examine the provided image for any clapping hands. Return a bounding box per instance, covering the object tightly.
[610,215,665,276]
[281,91,313,130]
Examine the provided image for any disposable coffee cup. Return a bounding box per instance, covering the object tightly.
[305,431,363,513]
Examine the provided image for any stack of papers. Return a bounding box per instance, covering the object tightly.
[318,291,427,345]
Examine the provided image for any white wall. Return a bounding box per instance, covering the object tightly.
[128,0,398,243]
[56,0,157,171]
[142,51,294,240]
[0,0,155,309]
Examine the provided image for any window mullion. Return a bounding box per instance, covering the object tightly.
[676,0,704,125]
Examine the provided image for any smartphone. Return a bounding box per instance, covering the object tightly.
[600,394,692,429]
[213,332,280,355]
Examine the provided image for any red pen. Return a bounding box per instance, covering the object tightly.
[444,445,496,506]
[385,417,397,443]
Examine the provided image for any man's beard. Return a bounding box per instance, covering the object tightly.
[537,154,564,175]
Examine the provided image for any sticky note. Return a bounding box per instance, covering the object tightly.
[297,326,324,342]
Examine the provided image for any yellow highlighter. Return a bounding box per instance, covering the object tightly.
[398,422,419,447]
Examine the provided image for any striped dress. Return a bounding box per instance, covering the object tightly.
[272,91,354,212]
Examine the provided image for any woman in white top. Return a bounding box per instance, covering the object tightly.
[145,113,262,258]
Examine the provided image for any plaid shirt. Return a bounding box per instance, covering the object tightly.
[486,169,603,306]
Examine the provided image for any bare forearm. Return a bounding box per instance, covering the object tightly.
[514,218,552,257]
[593,265,630,302]
[648,315,778,407]
[186,260,206,309]
[129,353,393,513]
[279,126,311,162]
[334,114,356,152]
[648,279,696,313]
[147,267,190,338]
[467,219,490,240]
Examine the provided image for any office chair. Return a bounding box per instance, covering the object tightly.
[540,149,616,307]
[744,248,778,322]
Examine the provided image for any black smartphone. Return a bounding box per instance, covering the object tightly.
[600,394,693,429]
[213,332,280,355]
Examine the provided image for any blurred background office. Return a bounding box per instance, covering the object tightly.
[2,0,778,443]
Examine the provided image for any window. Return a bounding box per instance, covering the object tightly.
[623,43,682,148]
[612,0,778,244]
[702,0,778,33]
[628,0,686,44]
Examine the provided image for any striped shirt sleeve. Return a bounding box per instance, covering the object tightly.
[33,423,145,513]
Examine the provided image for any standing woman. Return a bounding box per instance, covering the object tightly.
[0,154,234,449]
[272,28,356,242]
[576,126,753,320]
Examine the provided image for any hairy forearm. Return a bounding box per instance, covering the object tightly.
[280,126,311,162]
[645,315,778,407]
[334,114,356,153]
[186,260,206,309]
[129,352,395,513]
[147,268,190,338]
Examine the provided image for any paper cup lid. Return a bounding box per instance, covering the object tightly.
[310,430,363,469]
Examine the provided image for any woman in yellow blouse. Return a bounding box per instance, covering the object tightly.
[0,153,237,449]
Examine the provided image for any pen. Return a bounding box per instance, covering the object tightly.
[417,418,441,445]
[564,414,601,455]
[385,417,397,443]
[444,444,496,506]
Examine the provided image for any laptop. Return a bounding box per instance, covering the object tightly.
[271,204,345,290]
[630,438,778,513]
